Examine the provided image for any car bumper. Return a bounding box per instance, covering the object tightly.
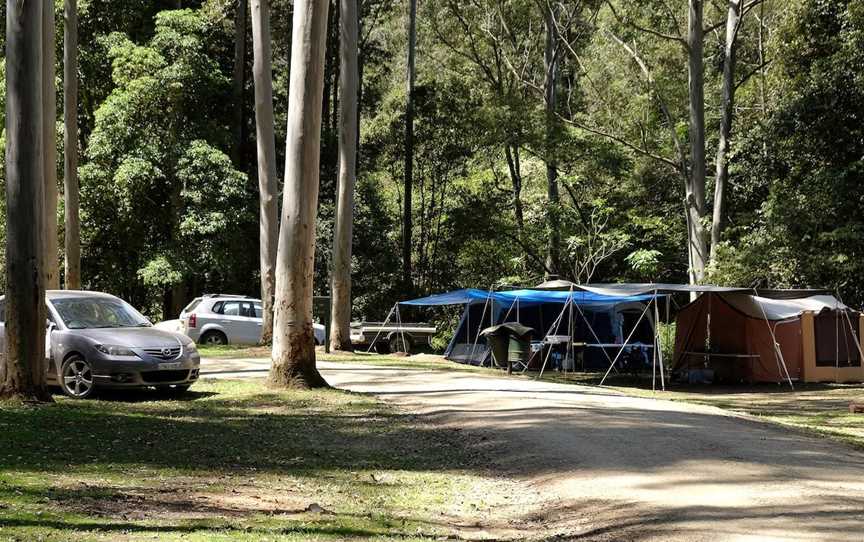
[91,354,201,388]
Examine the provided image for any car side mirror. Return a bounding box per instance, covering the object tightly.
[47,320,56,332]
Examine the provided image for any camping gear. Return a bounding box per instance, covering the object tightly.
[480,322,534,374]
[672,293,863,384]
[389,281,862,389]
[400,288,656,368]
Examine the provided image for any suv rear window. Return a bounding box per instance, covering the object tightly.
[183,298,203,313]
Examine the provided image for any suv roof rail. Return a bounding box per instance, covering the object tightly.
[202,293,251,298]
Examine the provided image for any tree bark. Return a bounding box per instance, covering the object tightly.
[329,0,359,352]
[402,0,416,289]
[504,144,524,234]
[2,0,51,401]
[686,0,709,283]
[231,0,248,164]
[711,0,742,259]
[64,0,80,290]
[543,3,560,278]
[269,0,330,389]
[250,0,279,345]
[43,0,59,290]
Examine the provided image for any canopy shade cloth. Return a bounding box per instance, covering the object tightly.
[399,288,656,307]
[399,288,657,369]
[531,281,831,300]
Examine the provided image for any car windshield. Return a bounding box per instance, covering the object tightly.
[51,297,152,330]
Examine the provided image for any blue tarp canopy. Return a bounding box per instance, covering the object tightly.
[400,288,656,307]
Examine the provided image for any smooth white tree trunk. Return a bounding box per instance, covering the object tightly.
[686,0,708,283]
[402,0,416,288]
[329,0,359,352]
[2,0,50,401]
[43,0,59,290]
[64,0,80,290]
[269,0,330,388]
[711,0,742,259]
[250,0,279,344]
[543,3,560,278]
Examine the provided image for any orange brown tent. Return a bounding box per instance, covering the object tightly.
[672,293,863,384]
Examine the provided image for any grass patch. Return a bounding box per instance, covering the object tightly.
[613,382,864,449]
[0,379,515,541]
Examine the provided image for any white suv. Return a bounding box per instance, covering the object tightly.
[179,294,325,346]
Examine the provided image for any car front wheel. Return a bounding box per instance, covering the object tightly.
[60,356,96,399]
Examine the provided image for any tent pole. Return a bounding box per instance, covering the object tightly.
[835,298,840,382]
[658,295,666,391]
[468,290,493,367]
[836,293,864,368]
[652,292,658,392]
[568,289,574,374]
[395,304,408,354]
[500,298,517,323]
[752,288,794,389]
[839,300,864,363]
[570,300,616,369]
[538,299,568,379]
[367,304,396,353]
[599,300,652,386]
[835,292,864,363]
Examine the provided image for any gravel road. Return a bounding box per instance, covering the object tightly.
[202,357,864,541]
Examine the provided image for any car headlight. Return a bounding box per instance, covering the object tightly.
[185,342,198,353]
[95,344,139,357]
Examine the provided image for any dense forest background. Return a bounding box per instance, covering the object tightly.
[0,0,861,324]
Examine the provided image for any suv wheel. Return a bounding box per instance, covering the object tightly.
[200,330,228,346]
[60,356,96,399]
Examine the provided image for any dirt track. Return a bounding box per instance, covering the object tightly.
[202,358,864,541]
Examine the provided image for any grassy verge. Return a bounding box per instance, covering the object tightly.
[0,379,519,541]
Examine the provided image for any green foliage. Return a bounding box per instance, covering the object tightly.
[0,0,860,332]
[712,0,864,304]
[79,7,253,316]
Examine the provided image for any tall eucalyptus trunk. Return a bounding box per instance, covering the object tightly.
[269,0,330,389]
[250,0,279,344]
[330,0,359,352]
[2,0,51,401]
[711,0,742,259]
[686,0,708,283]
[64,0,80,290]
[402,0,416,288]
[543,3,560,278]
[43,0,59,290]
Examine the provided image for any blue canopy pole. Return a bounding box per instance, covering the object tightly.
[599,300,653,386]
[538,286,573,379]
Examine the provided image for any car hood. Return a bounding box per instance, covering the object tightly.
[71,327,190,348]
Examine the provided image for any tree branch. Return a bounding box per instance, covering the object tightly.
[735,58,771,90]
[606,0,686,45]
[561,116,682,172]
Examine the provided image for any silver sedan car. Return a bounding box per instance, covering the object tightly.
[0,290,201,399]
